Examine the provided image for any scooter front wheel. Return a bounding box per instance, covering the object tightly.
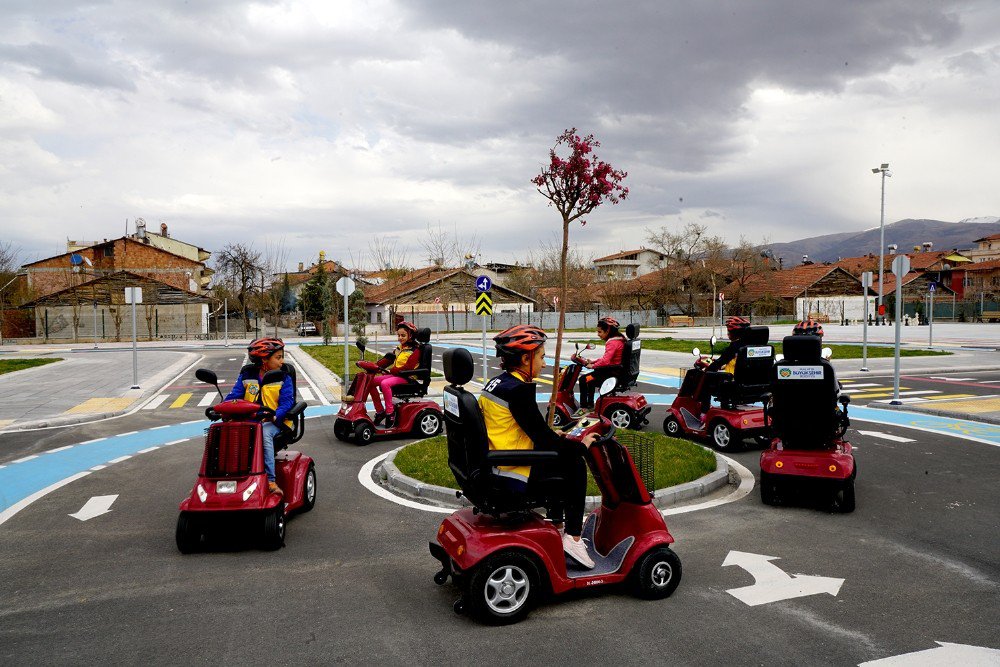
[354,422,374,446]
[605,406,637,430]
[632,547,682,600]
[710,420,739,452]
[662,414,682,437]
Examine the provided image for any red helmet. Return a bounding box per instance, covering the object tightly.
[598,316,620,329]
[248,337,284,360]
[726,316,750,333]
[494,325,547,355]
[396,320,417,338]
[793,319,824,337]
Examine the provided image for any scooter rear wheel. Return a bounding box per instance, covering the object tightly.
[466,550,539,625]
[662,415,682,437]
[605,406,637,430]
[354,422,374,446]
[175,512,202,554]
[300,463,317,513]
[414,410,443,437]
[710,420,739,452]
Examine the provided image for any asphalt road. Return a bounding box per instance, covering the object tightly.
[0,349,998,665]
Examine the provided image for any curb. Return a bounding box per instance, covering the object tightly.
[873,401,1000,426]
[375,446,733,511]
[0,351,201,432]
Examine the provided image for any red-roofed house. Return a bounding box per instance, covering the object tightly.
[593,248,667,282]
[966,232,1000,263]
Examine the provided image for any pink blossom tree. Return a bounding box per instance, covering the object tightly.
[532,128,628,423]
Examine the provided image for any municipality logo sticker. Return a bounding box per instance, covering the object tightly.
[779,367,792,378]
[746,346,772,358]
[777,365,824,380]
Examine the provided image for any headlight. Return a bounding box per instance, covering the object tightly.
[196,484,207,502]
[217,481,237,494]
[242,481,258,501]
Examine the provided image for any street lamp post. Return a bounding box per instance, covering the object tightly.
[872,163,892,325]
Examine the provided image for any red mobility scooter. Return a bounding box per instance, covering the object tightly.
[551,323,651,430]
[429,348,681,625]
[176,367,314,552]
[662,325,774,452]
[333,327,443,445]
[759,334,855,512]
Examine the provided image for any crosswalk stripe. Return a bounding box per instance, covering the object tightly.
[197,391,216,407]
[841,383,880,388]
[143,395,169,410]
[170,393,193,409]
[926,393,977,400]
[299,387,315,402]
[851,390,940,399]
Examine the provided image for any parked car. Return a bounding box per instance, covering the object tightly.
[296,322,318,336]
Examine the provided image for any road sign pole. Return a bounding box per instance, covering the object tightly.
[890,256,908,405]
[93,301,99,350]
[482,313,487,382]
[344,286,349,391]
[128,289,140,389]
[929,285,934,348]
[861,271,872,372]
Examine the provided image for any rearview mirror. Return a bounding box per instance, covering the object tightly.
[691,347,701,358]
[774,354,784,362]
[710,335,718,347]
[822,347,833,360]
[355,341,366,354]
[585,343,595,350]
[597,377,617,398]
[195,368,218,386]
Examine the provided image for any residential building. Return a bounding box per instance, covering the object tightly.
[593,248,667,282]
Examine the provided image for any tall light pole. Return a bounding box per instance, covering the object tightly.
[872,163,892,324]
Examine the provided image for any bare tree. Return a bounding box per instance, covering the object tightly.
[645,222,727,315]
[368,235,411,286]
[259,238,290,337]
[215,243,264,332]
[420,222,482,268]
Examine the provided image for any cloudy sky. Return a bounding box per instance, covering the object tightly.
[2,0,998,270]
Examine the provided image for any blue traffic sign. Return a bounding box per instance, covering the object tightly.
[929,283,936,293]
[476,275,492,292]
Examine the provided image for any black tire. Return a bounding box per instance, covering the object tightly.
[551,409,567,428]
[710,419,739,452]
[333,419,349,442]
[832,476,856,513]
[466,551,540,625]
[300,463,317,513]
[662,414,682,437]
[414,410,443,438]
[175,512,202,554]
[604,405,637,430]
[354,422,374,446]
[631,547,682,600]
[760,471,779,506]
[261,505,286,550]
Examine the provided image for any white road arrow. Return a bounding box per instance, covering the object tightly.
[859,641,1000,666]
[723,550,844,606]
[69,495,118,521]
[856,430,915,443]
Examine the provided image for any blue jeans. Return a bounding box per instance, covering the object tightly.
[261,422,279,482]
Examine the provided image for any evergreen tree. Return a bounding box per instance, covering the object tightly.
[300,263,327,321]
[349,288,368,345]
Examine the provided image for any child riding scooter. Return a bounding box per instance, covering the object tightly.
[551,321,651,430]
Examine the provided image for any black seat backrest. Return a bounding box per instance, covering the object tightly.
[732,326,774,389]
[770,335,838,448]
[613,323,642,391]
[239,362,297,393]
[393,328,433,398]
[442,348,489,491]
[240,362,304,450]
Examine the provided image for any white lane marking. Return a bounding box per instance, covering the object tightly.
[664,453,755,516]
[180,420,202,425]
[45,445,74,454]
[69,495,118,521]
[0,472,91,526]
[137,446,160,454]
[723,551,844,606]
[873,397,927,404]
[286,350,331,406]
[856,430,916,443]
[928,377,976,381]
[165,439,188,446]
[859,642,1000,666]
[151,425,170,430]
[143,395,170,410]
[91,465,106,471]
[841,383,881,388]
[980,380,1000,384]
[80,438,107,444]
[298,387,316,402]
[108,455,132,464]
[358,448,452,514]
[228,358,238,361]
[117,431,138,437]
[11,455,39,464]
[197,391,216,407]
[853,414,999,448]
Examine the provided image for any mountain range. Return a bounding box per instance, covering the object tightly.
[764,217,1000,265]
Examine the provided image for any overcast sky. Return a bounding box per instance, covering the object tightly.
[2,0,998,270]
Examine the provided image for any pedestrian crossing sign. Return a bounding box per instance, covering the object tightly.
[476,291,493,316]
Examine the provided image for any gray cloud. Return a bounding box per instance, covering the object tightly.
[0,42,136,91]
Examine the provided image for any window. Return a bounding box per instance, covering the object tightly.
[376,311,383,323]
[103,246,114,257]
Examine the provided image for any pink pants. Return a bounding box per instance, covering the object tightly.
[368,374,409,413]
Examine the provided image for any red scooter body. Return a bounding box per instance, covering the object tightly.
[176,394,316,553]
[663,365,769,452]
[759,434,856,513]
[551,345,650,430]
[333,361,443,445]
[431,417,681,624]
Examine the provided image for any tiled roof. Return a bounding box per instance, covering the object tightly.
[725,264,847,300]
[366,267,459,303]
[974,232,1000,243]
[594,248,665,263]
[962,258,1000,272]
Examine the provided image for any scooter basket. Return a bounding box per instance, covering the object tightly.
[617,430,655,493]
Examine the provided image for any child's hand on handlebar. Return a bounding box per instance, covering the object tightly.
[581,433,599,447]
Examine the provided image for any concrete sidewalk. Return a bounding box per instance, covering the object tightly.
[0,349,200,432]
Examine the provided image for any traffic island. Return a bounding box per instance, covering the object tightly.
[375,433,734,510]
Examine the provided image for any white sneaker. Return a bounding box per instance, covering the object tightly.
[563,534,595,569]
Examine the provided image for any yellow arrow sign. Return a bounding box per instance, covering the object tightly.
[476,291,493,316]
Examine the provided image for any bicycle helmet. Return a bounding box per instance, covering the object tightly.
[494,324,548,355]
[248,337,284,360]
[598,316,620,330]
[396,320,418,339]
[793,319,824,337]
[726,316,750,333]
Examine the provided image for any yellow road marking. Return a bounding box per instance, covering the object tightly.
[924,397,1000,413]
[64,398,135,414]
[925,394,976,401]
[169,393,193,409]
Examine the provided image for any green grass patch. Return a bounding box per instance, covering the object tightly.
[0,358,62,375]
[572,337,952,360]
[393,432,717,496]
[300,344,443,378]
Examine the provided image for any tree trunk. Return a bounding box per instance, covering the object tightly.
[547,217,570,425]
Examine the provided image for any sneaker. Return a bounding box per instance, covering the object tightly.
[268,481,283,496]
[373,411,387,425]
[562,534,595,569]
[572,407,589,419]
[383,412,396,429]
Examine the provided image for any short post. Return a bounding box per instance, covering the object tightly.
[224,298,229,347]
[890,255,909,405]
[860,272,872,371]
[125,287,141,389]
[928,283,935,348]
[93,301,99,349]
